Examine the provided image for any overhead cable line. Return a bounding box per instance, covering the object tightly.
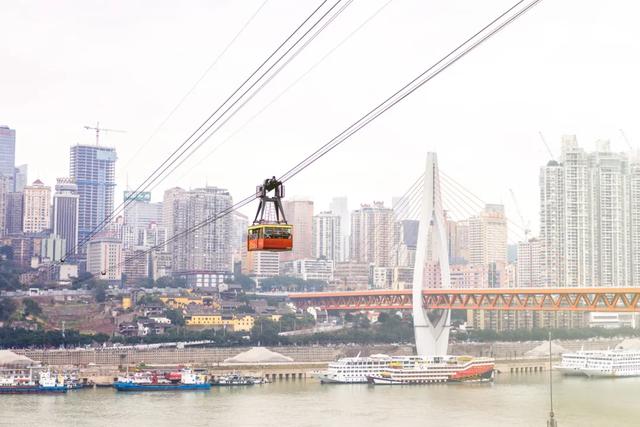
[277,0,542,184]
[121,0,271,171]
[63,0,347,260]
[166,0,396,185]
[76,0,543,283]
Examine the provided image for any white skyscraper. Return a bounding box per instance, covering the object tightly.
[539,136,640,287]
[350,202,394,268]
[312,211,341,261]
[517,238,542,287]
[330,197,349,261]
[23,179,51,233]
[53,178,80,256]
[468,204,507,266]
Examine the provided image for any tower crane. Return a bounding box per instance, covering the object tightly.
[619,129,634,150]
[83,122,126,145]
[538,131,554,159]
[509,188,531,241]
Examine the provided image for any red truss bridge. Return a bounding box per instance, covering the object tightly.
[288,288,640,312]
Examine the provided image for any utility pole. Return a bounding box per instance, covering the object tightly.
[547,331,558,427]
[83,122,126,146]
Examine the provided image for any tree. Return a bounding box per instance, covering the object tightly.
[23,299,43,317]
[0,245,13,260]
[165,309,185,326]
[0,298,17,321]
[234,274,256,291]
[94,286,107,303]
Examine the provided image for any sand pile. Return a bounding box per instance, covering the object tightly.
[0,350,36,367]
[616,338,640,350]
[524,342,567,357]
[224,347,293,363]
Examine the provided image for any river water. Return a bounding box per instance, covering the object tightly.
[2,373,639,426]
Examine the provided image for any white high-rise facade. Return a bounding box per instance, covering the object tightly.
[53,178,80,256]
[312,211,341,261]
[517,238,542,287]
[350,202,394,268]
[539,136,640,287]
[468,204,507,266]
[170,186,233,274]
[329,197,349,261]
[23,179,51,233]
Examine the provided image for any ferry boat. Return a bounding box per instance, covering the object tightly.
[554,350,598,376]
[0,370,67,394]
[211,373,268,386]
[580,349,640,378]
[315,354,392,384]
[367,355,495,385]
[113,369,210,391]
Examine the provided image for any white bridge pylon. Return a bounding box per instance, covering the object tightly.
[412,153,451,356]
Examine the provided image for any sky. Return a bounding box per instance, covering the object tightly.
[2,0,639,242]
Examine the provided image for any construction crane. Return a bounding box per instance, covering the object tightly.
[619,129,634,150]
[509,188,531,241]
[538,131,554,159]
[84,122,126,145]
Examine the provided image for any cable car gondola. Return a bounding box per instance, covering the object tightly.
[247,177,293,252]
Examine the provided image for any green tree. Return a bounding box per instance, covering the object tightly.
[0,245,13,260]
[94,286,107,303]
[165,308,185,326]
[0,298,17,321]
[23,299,43,317]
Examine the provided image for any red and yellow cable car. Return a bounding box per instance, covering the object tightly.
[247,177,293,252]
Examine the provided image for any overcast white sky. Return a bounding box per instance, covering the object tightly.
[2,0,639,241]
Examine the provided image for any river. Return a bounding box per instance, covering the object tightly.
[2,373,638,426]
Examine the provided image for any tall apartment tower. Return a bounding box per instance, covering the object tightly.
[468,204,507,265]
[14,164,27,192]
[162,187,184,239]
[539,136,640,287]
[4,191,23,235]
[312,211,341,261]
[0,126,15,191]
[171,186,233,274]
[516,238,542,287]
[70,144,117,247]
[281,199,314,262]
[350,202,394,267]
[22,179,51,233]
[53,178,80,256]
[329,197,349,261]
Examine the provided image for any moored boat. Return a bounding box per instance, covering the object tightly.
[366,355,495,385]
[113,369,210,391]
[0,370,67,394]
[314,354,392,384]
[211,373,268,386]
[579,349,640,378]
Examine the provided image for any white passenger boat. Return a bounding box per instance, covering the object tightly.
[367,355,495,385]
[315,354,392,384]
[580,350,640,378]
[554,351,598,376]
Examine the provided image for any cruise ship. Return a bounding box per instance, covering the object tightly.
[315,354,392,383]
[554,350,598,376]
[580,349,640,378]
[367,355,495,385]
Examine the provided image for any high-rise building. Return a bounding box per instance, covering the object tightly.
[53,178,79,256]
[22,180,51,233]
[14,164,27,192]
[171,186,233,275]
[0,126,16,190]
[70,144,117,247]
[350,202,394,267]
[329,197,349,261]
[312,211,341,261]
[123,191,162,229]
[517,238,542,287]
[87,237,122,281]
[245,251,280,287]
[4,192,23,235]
[41,234,66,262]
[539,136,640,287]
[282,199,314,262]
[0,176,9,236]
[468,204,507,265]
[162,187,184,239]
[392,219,418,267]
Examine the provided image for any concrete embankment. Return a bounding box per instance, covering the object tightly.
[11,338,622,383]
